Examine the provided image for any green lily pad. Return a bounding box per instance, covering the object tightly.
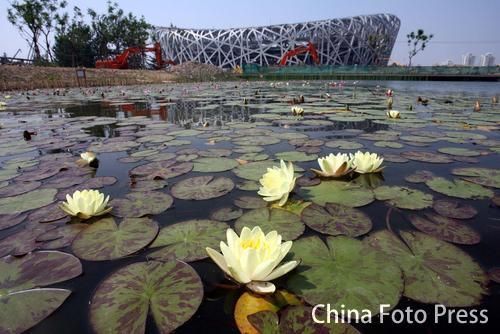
[90,261,203,334]
[171,176,234,200]
[0,224,56,257]
[210,207,243,221]
[234,208,304,240]
[27,202,68,223]
[149,219,228,261]
[111,191,173,217]
[72,217,159,261]
[198,149,232,157]
[325,140,364,150]
[233,160,280,181]
[146,152,177,162]
[374,186,433,210]
[374,141,404,148]
[0,289,71,334]
[275,151,317,162]
[401,151,454,163]
[438,147,480,157]
[0,188,57,215]
[0,250,82,293]
[233,146,264,154]
[0,169,19,182]
[234,196,268,209]
[301,180,374,207]
[365,230,487,306]
[192,157,239,172]
[433,199,477,219]
[233,136,281,146]
[248,306,360,334]
[451,168,500,188]
[36,224,88,249]
[238,153,269,161]
[425,177,494,199]
[408,213,480,245]
[301,203,372,237]
[130,160,193,180]
[287,236,402,316]
[236,180,260,191]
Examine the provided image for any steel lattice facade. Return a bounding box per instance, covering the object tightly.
[155,14,400,68]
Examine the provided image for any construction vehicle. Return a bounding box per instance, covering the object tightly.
[278,42,320,66]
[95,42,175,69]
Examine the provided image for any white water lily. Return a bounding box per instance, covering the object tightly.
[60,189,112,219]
[349,151,384,174]
[206,226,299,294]
[258,160,296,206]
[386,110,400,119]
[80,151,96,164]
[291,106,304,116]
[311,153,352,177]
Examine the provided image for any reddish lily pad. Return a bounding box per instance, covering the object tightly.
[0,181,41,197]
[408,213,480,245]
[28,202,67,223]
[0,250,82,293]
[0,289,71,334]
[130,160,193,180]
[146,152,177,162]
[235,208,304,240]
[111,191,173,218]
[301,203,372,237]
[43,175,88,189]
[405,170,435,183]
[0,213,27,231]
[90,261,203,334]
[36,224,88,249]
[0,224,56,257]
[129,178,168,192]
[325,140,364,150]
[374,186,433,210]
[72,217,158,261]
[451,168,500,189]
[433,199,478,219]
[400,151,454,163]
[171,176,234,200]
[149,219,228,261]
[234,196,268,209]
[15,167,61,182]
[56,177,117,200]
[287,236,402,316]
[210,207,243,221]
[365,230,487,306]
[0,188,57,215]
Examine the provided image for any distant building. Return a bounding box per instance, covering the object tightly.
[479,53,495,66]
[462,53,476,66]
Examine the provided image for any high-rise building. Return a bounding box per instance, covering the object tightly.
[479,53,495,66]
[462,53,476,66]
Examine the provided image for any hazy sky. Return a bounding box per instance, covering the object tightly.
[1,0,499,65]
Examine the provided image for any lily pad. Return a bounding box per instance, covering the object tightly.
[438,147,480,157]
[433,199,477,219]
[36,224,88,249]
[374,186,433,210]
[400,151,454,163]
[28,202,67,223]
[0,289,71,334]
[287,236,402,316]
[408,213,480,245]
[210,207,243,221]
[90,261,203,334]
[325,140,364,150]
[374,141,404,148]
[365,230,487,306]
[234,208,304,240]
[234,196,268,209]
[0,213,26,231]
[171,176,234,200]
[149,219,228,261]
[451,168,500,189]
[301,203,372,237]
[405,170,435,183]
[236,180,260,191]
[425,177,494,199]
[130,160,193,180]
[72,217,159,261]
[192,157,239,172]
[0,224,56,257]
[275,151,318,162]
[0,188,57,215]
[111,191,173,217]
[301,180,374,207]
[0,181,41,197]
[233,160,280,181]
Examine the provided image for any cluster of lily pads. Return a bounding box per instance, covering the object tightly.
[0,81,499,333]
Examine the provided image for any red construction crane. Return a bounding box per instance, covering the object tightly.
[95,42,175,69]
[278,42,320,66]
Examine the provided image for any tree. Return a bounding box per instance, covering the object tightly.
[7,0,67,62]
[53,6,94,67]
[406,29,434,67]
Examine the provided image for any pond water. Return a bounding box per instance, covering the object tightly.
[0,80,499,334]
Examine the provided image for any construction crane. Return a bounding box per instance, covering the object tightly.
[278,42,320,66]
[95,42,175,69]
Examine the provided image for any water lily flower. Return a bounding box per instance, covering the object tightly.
[350,151,384,174]
[311,153,352,177]
[0,101,6,107]
[258,160,296,206]
[4,95,11,99]
[60,189,112,219]
[206,226,299,294]
[291,106,304,116]
[386,110,400,119]
[80,151,96,163]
